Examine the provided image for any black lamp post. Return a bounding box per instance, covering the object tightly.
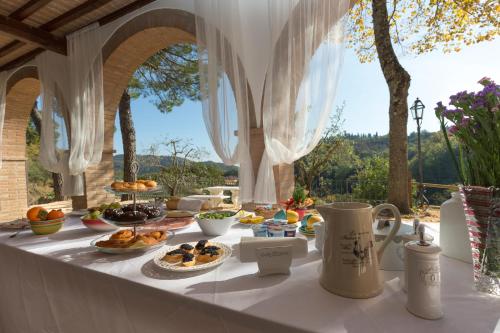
[410,98,425,208]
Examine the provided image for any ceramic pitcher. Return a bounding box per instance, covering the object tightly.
[316,202,401,299]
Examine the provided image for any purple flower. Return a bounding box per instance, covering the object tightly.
[478,77,493,86]
[450,91,468,104]
[434,101,447,116]
[447,125,459,135]
[460,117,471,127]
[478,83,498,97]
[442,108,463,119]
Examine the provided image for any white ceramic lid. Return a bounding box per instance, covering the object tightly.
[402,232,434,243]
[405,240,441,254]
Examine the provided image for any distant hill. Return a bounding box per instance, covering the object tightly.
[343,131,435,159]
[113,154,239,178]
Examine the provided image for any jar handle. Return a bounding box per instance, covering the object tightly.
[372,203,401,263]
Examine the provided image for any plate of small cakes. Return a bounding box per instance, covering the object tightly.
[100,203,166,227]
[153,240,232,272]
[91,229,170,254]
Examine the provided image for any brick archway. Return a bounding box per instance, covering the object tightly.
[0,67,39,221]
[78,8,266,208]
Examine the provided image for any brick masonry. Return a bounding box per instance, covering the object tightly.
[0,77,39,221]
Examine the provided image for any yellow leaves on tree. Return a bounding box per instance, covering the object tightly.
[347,0,500,63]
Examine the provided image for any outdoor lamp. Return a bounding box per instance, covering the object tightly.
[410,97,425,124]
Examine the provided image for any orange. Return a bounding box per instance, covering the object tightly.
[46,209,65,220]
[27,207,48,221]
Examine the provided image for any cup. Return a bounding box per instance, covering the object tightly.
[252,224,268,237]
[268,225,284,237]
[284,225,297,237]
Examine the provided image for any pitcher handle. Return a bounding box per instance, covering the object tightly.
[372,203,401,262]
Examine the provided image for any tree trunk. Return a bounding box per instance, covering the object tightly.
[51,172,64,201]
[118,90,137,201]
[30,106,64,201]
[372,0,411,213]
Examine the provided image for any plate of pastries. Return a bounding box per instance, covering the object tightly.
[91,229,169,254]
[153,240,232,272]
[107,180,158,192]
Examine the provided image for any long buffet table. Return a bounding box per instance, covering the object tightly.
[1,217,499,333]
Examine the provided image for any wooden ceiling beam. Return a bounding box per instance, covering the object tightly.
[98,0,156,26]
[0,14,66,55]
[0,0,155,71]
[9,0,53,21]
[0,48,44,71]
[0,0,53,58]
[0,40,25,58]
[41,0,114,31]
[0,0,112,61]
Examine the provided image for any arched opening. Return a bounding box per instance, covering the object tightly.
[79,8,258,209]
[0,68,39,221]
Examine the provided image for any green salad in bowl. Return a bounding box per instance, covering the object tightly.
[195,210,237,236]
[198,211,235,220]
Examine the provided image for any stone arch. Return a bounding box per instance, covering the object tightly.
[0,67,39,221]
[79,8,262,208]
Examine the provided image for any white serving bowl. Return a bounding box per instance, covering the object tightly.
[195,211,237,236]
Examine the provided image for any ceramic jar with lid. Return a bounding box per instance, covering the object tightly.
[405,225,443,320]
[401,219,433,291]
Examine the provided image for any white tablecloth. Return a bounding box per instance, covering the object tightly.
[0,218,499,333]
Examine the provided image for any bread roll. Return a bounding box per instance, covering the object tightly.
[145,180,157,188]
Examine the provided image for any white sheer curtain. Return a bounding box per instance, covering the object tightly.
[0,71,7,169]
[194,0,254,203]
[67,23,104,175]
[36,51,84,196]
[254,0,349,203]
[35,23,103,196]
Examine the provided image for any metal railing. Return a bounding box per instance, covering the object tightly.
[311,179,456,207]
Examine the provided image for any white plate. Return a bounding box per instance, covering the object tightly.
[91,232,169,254]
[153,242,232,272]
[0,218,29,230]
[70,209,88,216]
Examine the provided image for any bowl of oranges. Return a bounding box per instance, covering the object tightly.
[26,207,65,235]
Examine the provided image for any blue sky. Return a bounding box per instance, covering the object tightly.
[114,38,500,162]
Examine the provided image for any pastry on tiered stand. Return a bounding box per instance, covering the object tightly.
[111,180,157,191]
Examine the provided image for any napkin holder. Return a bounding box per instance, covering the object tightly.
[239,237,308,262]
[255,246,293,276]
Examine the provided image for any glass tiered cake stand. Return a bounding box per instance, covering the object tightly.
[100,184,167,236]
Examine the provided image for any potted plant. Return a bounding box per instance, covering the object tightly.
[435,77,499,295]
[283,186,314,220]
